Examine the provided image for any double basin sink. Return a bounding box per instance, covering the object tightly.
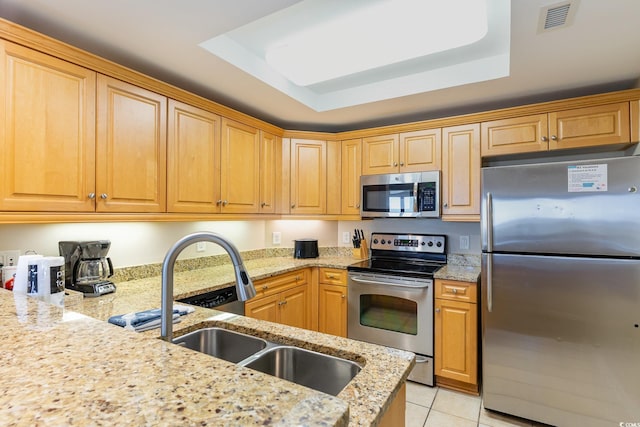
[173,327,362,396]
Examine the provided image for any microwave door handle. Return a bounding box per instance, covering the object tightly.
[413,182,419,212]
[350,276,429,289]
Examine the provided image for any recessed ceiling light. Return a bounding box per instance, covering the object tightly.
[199,0,510,111]
[265,0,488,86]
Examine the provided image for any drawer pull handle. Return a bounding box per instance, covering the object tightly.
[435,308,440,313]
[452,288,458,294]
[262,285,268,290]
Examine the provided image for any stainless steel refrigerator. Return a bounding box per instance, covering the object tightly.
[481,155,640,427]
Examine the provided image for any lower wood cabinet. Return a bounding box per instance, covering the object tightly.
[245,269,311,330]
[434,278,479,394]
[318,268,348,337]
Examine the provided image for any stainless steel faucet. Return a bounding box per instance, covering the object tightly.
[160,232,256,341]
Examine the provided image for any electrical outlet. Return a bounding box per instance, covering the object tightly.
[459,235,470,250]
[195,242,206,252]
[0,250,20,266]
[342,231,351,244]
[272,231,282,245]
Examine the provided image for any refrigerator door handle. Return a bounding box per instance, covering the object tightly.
[486,253,493,312]
[486,192,494,252]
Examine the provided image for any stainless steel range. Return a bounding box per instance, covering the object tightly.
[347,232,446,386]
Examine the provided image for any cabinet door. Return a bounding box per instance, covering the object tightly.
[481,114,549,157]
[220,118,260,213]
[442,124,480,220]
[362,134,399,175]
[279,284,310,330]
[399,129,441,172]
[435,298,477,385]
[318,283,347,337]
[341,139,362,215]
[549,102,630,150]
[96,75,166,212]
[259,131,278,214]
[290,139,326,214]
[167,100,220,213]
[245,293,279,323]
[326,140,342,215]
[0,41,96,211]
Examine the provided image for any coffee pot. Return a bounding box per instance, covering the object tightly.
[59,240,116,297]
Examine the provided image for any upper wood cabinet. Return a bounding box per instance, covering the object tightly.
[326,140,342,215]
[167,100,221,213]
[0,40,97,212]
[442,124,480,221]
[362,129,441,175]
[96,75,167,212]
[259,131,280,214]
[341,139,362,215]
[220,118,260,213]
[290,139,327,214]
[481,102,631,157]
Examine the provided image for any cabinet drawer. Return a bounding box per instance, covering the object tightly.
[253,269,309,298]
[318,268,347,286]
[436,279,477,303]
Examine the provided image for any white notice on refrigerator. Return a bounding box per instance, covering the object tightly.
[567,164,607,192]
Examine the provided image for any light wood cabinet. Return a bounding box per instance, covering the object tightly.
[0,40,97,212]
[441,124,480,221]
[290,139,327,214]
[435,279,479,394]
[362,129,441,175]
[246,269,311,329]
[481,102,631,157]
[96,74,167,212]
[318,268,348,337]
[219,118,260,213]
[341,139,362,215]
[259,131,279,214]
[326,140,342,215]
[167,100,221,213]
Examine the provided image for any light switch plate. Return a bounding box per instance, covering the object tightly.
[272,232,282,245]
[342,231,351,244]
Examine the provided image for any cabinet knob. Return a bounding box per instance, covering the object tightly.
[451,288,458,294]
[88,193,96,200]
[443,202,448,208]
[628,186,637,193]
[356,204,360,208]
[341,294,346,299]
[100,193,108,199]
[262,285,268,290]
[261,202,271,207]
[216,200,222,205]
[541,136,548,142]
[551,135,558,141]
[435,308,440,313]
[291,204,296,209]
[393,162,398,167]
[400,162,404,166]
[222,200,228,206]
[295,276,301,281]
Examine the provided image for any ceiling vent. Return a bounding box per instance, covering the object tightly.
[538,1,578,33]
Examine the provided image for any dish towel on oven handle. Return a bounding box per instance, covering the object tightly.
[108,304,195,332]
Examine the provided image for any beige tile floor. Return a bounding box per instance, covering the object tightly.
[405,381,549,427]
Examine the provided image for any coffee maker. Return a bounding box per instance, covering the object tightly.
[58,240,116,297]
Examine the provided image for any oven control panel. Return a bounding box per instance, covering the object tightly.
[370,233,446,254]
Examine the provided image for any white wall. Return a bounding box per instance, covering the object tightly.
[0,218,479,268]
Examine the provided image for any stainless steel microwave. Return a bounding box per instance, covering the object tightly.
[360,171,440,218]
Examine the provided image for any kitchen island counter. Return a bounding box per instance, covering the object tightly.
[1,254,414,426]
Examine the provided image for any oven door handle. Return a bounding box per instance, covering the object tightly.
[350,276,430,289]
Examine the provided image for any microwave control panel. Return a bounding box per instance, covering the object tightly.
[418,182,437,212]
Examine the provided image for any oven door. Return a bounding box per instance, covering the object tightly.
[347,272,433,356]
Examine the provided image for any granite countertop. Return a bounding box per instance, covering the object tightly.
[0,253,480,426]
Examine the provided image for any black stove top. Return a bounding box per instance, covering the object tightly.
[347,232,447,278]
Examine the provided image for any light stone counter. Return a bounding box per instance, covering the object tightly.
[1,255,415,426]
